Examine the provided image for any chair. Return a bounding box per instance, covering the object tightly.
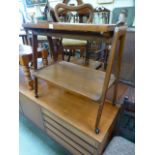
[63,0,83,5]
[19,44,48,90]
[54,3,94,63]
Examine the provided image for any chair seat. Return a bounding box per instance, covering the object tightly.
[62,38,87,46]
[103,136,135,155]
[19,44,48,66]
[19,30,26,37]
[38,35,47,41]
[19,44,45,56]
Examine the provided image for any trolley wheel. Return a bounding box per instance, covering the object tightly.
[95,128,100,134]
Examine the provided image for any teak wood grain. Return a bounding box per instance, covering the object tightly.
[23,21,115,33]
[20,66,132,154]
[19,71,119,143]
[33,61,115,101]
[43,115,96,154]
[22,22,127,133]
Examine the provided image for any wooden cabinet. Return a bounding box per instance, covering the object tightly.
[19,93,45,131]
[19,65,122,155]
[41,107,116,155]
[19,88,118,155]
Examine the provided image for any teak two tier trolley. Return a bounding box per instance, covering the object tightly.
[23,21,127,134]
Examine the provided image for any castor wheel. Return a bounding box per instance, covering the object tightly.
[95,128,100,134]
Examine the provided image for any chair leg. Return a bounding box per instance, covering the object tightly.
[103,48,109,70]
[22,65,33,90]
[41,49,48,66]
[80,47,85,57]
[67,50,72,62]
[59,41,64,60]
[22,36,25,45]
[85,41,91,65]
[42,58,48,66]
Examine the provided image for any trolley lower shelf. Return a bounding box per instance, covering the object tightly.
[33,61,115,101]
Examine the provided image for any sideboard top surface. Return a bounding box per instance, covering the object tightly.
[19,67,119,142]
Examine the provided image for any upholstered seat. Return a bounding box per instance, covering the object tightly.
[62,38,87,46]
[103,136,135,155]
[38,35,47,41]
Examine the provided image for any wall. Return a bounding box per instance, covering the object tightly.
[24,0,134,17]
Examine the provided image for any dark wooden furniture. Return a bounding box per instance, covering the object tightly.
[63,0,83,5]
[19,44,48,90]
[23,22,127,134]
[94,6,110,24]
[54,3,94,62]
[54,3,93,23]
[19,31,29,45]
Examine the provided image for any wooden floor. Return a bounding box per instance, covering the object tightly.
[19,64,134,155]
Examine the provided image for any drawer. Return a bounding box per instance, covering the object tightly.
[46,127,82,155]
[42,108,99,148]
[43,115,96,154]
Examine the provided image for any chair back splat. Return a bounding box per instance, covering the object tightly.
[54,3,94,23]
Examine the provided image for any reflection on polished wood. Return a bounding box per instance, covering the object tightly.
[33,61,115,101]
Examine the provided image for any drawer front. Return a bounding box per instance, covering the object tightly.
[45,122,94,155]
[42,108,99,148]
[44,115,96,154]
[46,128,82,155]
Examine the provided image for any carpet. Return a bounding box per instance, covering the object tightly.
[19,114,71,155]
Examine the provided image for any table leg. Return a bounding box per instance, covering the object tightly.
[95,30,121,134]
[25,30,31,45]
[85,40,90,65]
[22,65,33,90]
[47,36,58,61]
[103,46,109,70]
[113,35,126,104]
[32,33,38,98]
[59,39,64,60]
[41,49,48,66]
